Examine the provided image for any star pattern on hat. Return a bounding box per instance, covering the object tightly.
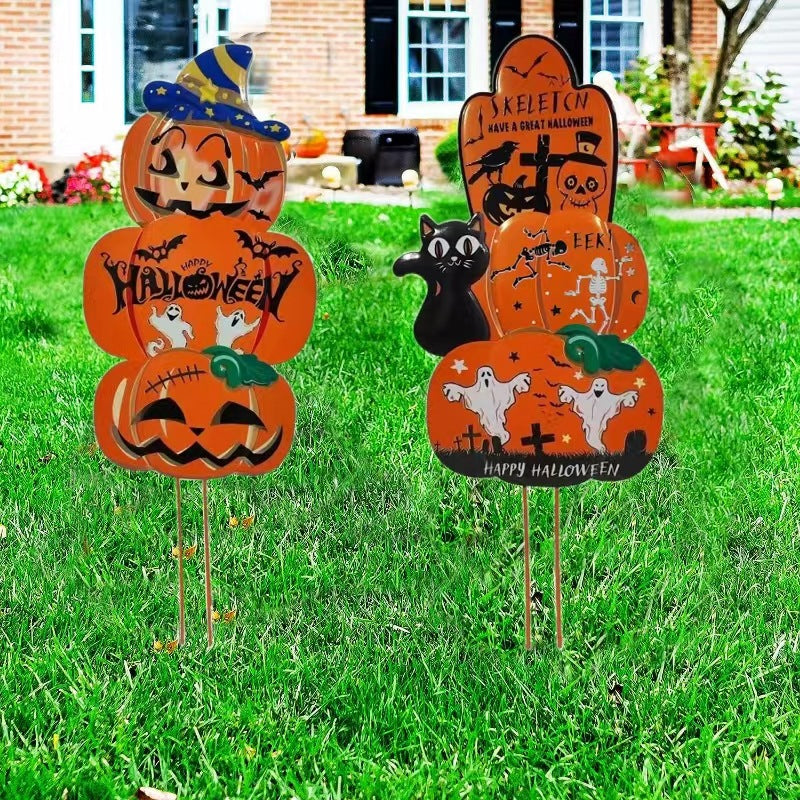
[199,82,218,104]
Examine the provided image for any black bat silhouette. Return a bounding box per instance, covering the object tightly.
[537,71,560,83]
[248,209,272,222]
[235,230,298,260]
[549,401,563,408]
[546,379,560,388]
[134,234,187,263]
[533,393,547,398]
[504,53,546,79]
[548,355,571,369]
[235,169,283,190]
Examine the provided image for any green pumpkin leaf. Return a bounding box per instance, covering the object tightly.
[556,324,643,374]
[202,346,279,389]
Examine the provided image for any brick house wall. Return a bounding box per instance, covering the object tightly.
[256,1,554,183]
[690,0,719,65]
[0,0,723,177]
[0,0,51,160]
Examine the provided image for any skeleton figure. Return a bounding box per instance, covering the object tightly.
[491,227,570,288]
[147,303,194,355]
[564,257,620,332]
[443,366,531,445]
[215,306,260,351]
[558,378,638,453]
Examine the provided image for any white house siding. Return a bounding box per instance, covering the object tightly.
[737,0,800,127]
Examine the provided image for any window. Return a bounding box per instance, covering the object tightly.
[124,0,195,123]
[587,0,643,80]
[400,0,487,117]
[217,3,231,43]
[80,0,95,102]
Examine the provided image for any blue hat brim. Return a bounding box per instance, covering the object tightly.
[142,81,290,142]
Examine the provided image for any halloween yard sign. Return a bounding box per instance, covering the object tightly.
[84,45,315,647]
[395,36,663,649]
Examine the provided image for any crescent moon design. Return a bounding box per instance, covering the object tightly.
[631,290,642,304]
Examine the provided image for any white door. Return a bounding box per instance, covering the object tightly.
[51,0,125,159]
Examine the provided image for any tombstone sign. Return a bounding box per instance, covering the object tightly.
[459,35,618,235]
[84,44,316,648]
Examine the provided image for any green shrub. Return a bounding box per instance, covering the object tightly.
[621,57,799,180]
[716,69,800,180]
[434,130,462,185]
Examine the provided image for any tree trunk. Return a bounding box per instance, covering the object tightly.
[666,0,692,123]
[696,0,779,122]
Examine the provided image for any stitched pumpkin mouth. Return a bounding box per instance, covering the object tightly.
[134,188,247,219]
[114,425,283,467]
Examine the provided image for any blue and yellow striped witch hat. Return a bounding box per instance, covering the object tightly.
[142,44,290,141]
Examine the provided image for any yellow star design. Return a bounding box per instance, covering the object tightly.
[634,377,646,388]
[156,86,167,96]
[235,113,245,120]
[269,123,282,133]
[204,106,215,118]
[562,434,571,444]
[573,370,583,380]
[198,82,218,104]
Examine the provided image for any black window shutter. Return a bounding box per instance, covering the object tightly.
[365,0,398,115]
[490,0,521,79]
[553,0,584,80]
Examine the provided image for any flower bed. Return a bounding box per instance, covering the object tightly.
[0,151,121,209]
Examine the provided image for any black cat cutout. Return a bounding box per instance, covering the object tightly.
[393,213,491,357]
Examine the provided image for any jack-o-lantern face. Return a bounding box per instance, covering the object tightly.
[482,177,549,226]
[121,115,286,226]
[95,348,295,480]
[556,159,607,212]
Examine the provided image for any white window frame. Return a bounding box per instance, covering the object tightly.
[583,0,661,83]
[398,0,489,119]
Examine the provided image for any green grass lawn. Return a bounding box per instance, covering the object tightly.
[1,194,799,799]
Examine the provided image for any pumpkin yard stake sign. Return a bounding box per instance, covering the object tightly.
[84,45,316,647]
[395,36,663,649]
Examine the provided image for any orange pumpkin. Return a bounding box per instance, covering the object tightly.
[427,327,662,486]
[121,114,287,226]
[84,214,316,366]
[487,210,648,338]
[95,348,295,480]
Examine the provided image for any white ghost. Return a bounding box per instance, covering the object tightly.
[147,303,194,355]
[558,377,638,453]
[443,366,531,445]
[215,306,260,350]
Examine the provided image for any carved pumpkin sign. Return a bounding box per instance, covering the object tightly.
[84,44,313,647]
[459,35,618,239]
[487,210,648,337]
[95,348,295,481]
[427,327,663,487]
[121,44,289,226]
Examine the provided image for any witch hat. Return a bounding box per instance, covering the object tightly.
[142,43,290,141]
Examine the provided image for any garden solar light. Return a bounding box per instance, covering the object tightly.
[321,165,342,190]
[766,176,783,219]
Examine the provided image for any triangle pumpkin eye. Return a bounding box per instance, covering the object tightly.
[212,402,265,427]
[135,397,186,424]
